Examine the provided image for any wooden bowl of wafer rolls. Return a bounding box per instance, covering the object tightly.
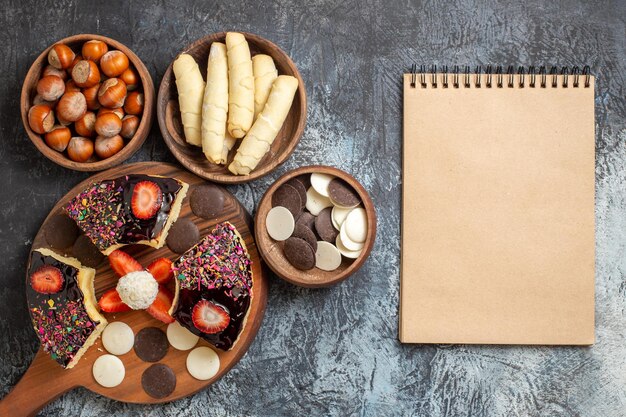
[157,32,307,184]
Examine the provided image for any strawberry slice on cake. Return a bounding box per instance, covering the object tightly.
[27,248,108,369]
[65,174,188,255]
[171,222,253,351]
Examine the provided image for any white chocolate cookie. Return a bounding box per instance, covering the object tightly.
[310,173,334,197]
[332,205,353,229]
[336,235,362,259]
[186,346,220,380]
[340,222,365,251]
[315,241,342,271]
[344,207,367,243]
[92,354,125,388]
[305,187,333,216]
[167,321,200,351]
[266,206,295,241]
[102,321,134,356]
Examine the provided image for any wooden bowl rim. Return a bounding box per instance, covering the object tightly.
[157,31,307,184]
[20,34,155,172]
[254,165,377,288]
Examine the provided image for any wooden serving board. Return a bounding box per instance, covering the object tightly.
[0,162,268,416]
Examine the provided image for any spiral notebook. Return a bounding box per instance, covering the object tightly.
[400,66,595,345]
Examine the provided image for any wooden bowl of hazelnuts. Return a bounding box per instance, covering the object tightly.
[20,34,155,171]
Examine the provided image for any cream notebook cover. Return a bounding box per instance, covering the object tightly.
[400,67,595,345]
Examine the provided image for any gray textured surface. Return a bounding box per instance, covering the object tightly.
[0,0,625,416]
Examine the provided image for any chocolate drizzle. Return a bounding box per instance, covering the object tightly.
[65,174,183,251]
[172,222,253,350]
[27,252,98,368]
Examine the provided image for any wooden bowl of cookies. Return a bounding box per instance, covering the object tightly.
[255,166,376,287]
[20,34,155,171]
[157,31,306,184]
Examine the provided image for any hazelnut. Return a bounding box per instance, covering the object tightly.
[82,40,108,63]
[28,104,55,134]
[120,115,139,139]
[48,44,75,70]
[100,50,130,77]
[56,91,87,122]
[98,107,124,119]
[71,60,100,88]
[95,113,122,138]
[42,65,67,81]
[44,125,71,152]
[120,67,139,90]
[95,135,124,159]
[65,79,81,93]
[123,91,144,115]
[36,75,65,101]
[75,112,96,137]
[83,83,101,110]
[67,137,94,162]
[98,78,127,108]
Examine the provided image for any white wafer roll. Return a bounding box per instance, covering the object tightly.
[252,54,278,120]
[173,54,204,146]
[226,32,254,139]
[201,42,229,163]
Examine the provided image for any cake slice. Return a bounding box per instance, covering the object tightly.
[171,222,253,350]
[65,174,188,255]
[27,248,107,369]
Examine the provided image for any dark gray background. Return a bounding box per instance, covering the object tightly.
[1,0,625,416]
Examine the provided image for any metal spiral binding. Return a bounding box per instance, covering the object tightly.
[409,65,591,88]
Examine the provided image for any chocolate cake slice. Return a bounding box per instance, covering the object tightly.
[171,222,253,350]
[27,248,108,369]
[65,174,188,255]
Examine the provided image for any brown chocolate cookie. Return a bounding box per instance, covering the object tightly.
[190,184,225,219]
[134,327,169,363]
[315,208,339,243]
[72,234,104,267]
[285,178,307,209]
[166,218,200,254]
[142,363,176,399]
[295,212,315,230]
[283,237,316,270]
[295,174,311,190]
[328,178,361,208]
[292,224,318,252]
[45,214,80,249]
[271,183,302,218]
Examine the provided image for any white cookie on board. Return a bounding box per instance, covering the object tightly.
[92,354,125,388]
[315,241,342,271]
[305,187,333,216]
[310,173,335,197]
[102,321,134,356]
[336,235,362,259]
[167,321,200,351]
[186,346,220,381]
[340,222,365,251]
[266,206,295,241]
[344,207,367,243]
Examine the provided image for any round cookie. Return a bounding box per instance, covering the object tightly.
[102,321,134,355]
[315,208,339,243]
[283,237,316,270]
[305,187,333,216]
[315,241,343,271]
[186,346,220,381]
[285,178,307,208]
[142,364,176,399]
[266,206,295,241]
[271,183,303,218]
[167,321,200,351]
[339,222,365,251]
[92,354,125,388]
[310,173,335,197]
[72,234,105,267]
[328,178,361,208]
[45,214,79,249]
[190,184,225,219]
[166,218,200,254]
[332,206,353,229]
[295,174,311,190]
[292,224,318,252]
[295,212,316,230]
[134,327,169,362]
[336,235,362,259]
[344,207,367,243]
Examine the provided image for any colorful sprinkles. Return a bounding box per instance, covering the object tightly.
[65,181,125,250]
[173,222,253,299]
[30,299,97,367]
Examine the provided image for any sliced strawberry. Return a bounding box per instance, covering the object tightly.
[191,300,230,334]
[131,180,162,220]
[146,285,175,323]
[30,265,64,294]
[98,288,131,312]
[108,249,143,277]
[147,258,173,285]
